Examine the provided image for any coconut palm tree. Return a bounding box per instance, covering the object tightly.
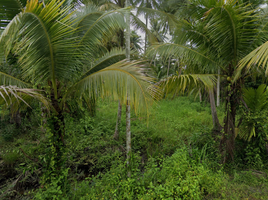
[148,0,267,162]
[0,0,158,160]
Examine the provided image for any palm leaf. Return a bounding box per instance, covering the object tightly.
[0,71,29,87]
[76,7,126,59]
[147,43,215,68]
[0,0,26,30]
[65,60,160,115]
[0,85,50,112]
[81,47,126,78]
[160,73,216,96]
[0,0,78,98]
[237,40,268,77]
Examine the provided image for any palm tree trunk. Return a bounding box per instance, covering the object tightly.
[114,101,122,140]
[126,98,131,177]
[50,95,65,168]
[125,0,131,177]
[217,67,220,107]
[209,89,221,132]
[220,83,237,163]
[167,56,171,77]
[144,0,148,53]
[199,89,202,102]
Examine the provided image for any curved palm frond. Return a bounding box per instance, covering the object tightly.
[0,0,77,98]
[76,7,126,57]
[160,73,216,96]
[135,7,178,32]
[0,71,29,87]
[81,47,126,78]
[0,0,26,30]
[66,60,161,115]
[147,43,215,67]
[237,40,268,78]
[130,13,157,44]
[0,85,50,110]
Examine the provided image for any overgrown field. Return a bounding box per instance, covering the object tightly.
[1,97,268,199]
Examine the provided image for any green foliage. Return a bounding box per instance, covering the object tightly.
[239,84,268,141]
[70,148,224,200]
[35,127,70,200]
[1,96,268,199]
[245,145,264,169]
[2,151,19,166]
[233,84,268,168]
[1,123,17,142]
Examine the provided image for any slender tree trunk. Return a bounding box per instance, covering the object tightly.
[114,101,122,140]
[199,89,202,102]
[167,57,171,77]
[217,67,220,107]
[209,89,221,132]
[50,98,65,168]
[126,2,131,61]
[48,81,66,168]
[126,98,131,177]
[220,83,238,163]
[125,0,131,177]
[144,0,148,53]
[220,63,241,163]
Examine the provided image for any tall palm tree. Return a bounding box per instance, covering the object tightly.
[0,0,157,158]
[148,0,267,161]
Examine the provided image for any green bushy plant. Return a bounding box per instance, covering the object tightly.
[71,148,224,200]
[1,123,17,142]
[2,150,20,166]
[236,84,268,167]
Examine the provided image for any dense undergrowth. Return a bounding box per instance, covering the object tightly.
[1,97,268,199]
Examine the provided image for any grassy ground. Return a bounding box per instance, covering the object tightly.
[0,96,268,199]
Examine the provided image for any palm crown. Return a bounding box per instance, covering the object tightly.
[0,0,158,138]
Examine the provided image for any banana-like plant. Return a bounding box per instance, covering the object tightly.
[0,0,159,148]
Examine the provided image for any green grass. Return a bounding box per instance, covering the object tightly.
[97,96,224,157]
[1,96,268,199]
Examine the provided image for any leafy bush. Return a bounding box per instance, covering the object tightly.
[2,151,20,166]
[71,148,224,199]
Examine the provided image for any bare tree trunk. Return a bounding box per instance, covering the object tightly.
[144,0,148,53]
[167,56,171,77]
[199,89,202,102]
[209,89,221,132]
[217,67,220,107]
[126,99,131,177]
[114,101,122,140]
[220,83,238,163]
[125,0,131,177]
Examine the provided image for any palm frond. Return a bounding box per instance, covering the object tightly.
[147,43,215,67]
[243,84,268,112]
[76,7,126,58]
[160,73,216,96]
[135,7,178,32]
[0,85,50,112]
[1,0,78,98]
[65,60,161,115]
[130,13,157,44]
[81,48,126,78]
[0,0,26,30]
[237,40,268,77]
[0,71,29,87]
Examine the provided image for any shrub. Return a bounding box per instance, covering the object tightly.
[71,148,224,199]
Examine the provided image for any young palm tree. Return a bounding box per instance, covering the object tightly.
[0,0,157,158]
[148,0,267,161]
